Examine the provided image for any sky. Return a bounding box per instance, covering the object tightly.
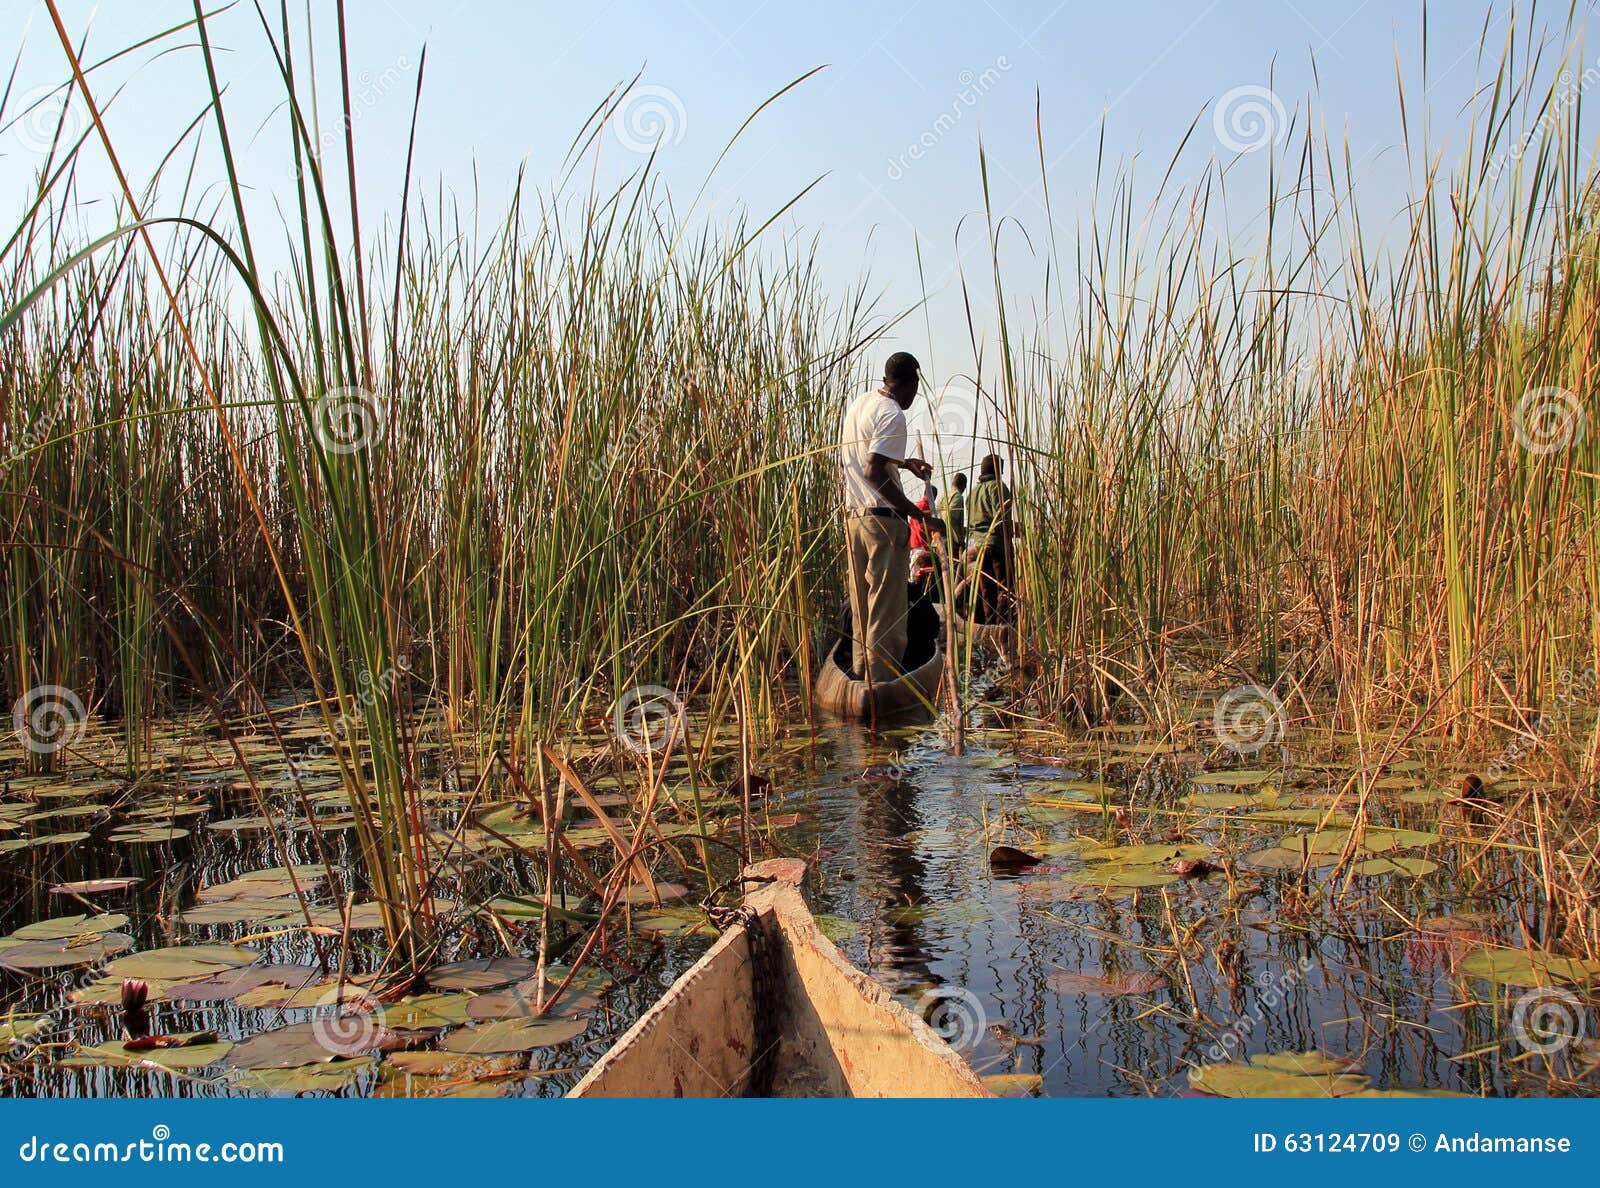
[2,1,1596,467]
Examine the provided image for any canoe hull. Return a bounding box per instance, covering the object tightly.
[951,617,1015,658]
[813,643,945,720]
[568,861,988,1098]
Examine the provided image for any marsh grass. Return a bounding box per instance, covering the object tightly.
[2,4,1598,974]
[975,18,1598,776]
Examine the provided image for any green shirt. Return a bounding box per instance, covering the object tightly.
[966,479,1010,549]
[936,490,966,548]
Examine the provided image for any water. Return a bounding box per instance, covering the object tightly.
[2,699,1596,1098]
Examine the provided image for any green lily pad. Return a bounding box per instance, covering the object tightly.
[630,908,714,937]
[1251,1051,1358,1076]
[227,1057,375,1093]
[9,913,128,941]
[1190,1063,1370,1098]
[0,1014,53,1045]
[178,898,300,926]
[0,932,133,971]
[72,1034,233,1071]
[1456,948,1600,987]
[440,1015,587,1053]
[1250,808,1353,827]
[384,993,472,1030]
[1066,865,1179,889]
[1186,791,1259,809]
[1191,769,1277,786]
[103,944,258,981]
[107,825,190,844]
[1240,846,1324,871]
[1354,856,1439,878]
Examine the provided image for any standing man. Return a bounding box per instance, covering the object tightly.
[966,453,1015,624]
[838,352,944,684]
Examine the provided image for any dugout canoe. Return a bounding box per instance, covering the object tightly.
[813,636,945,720]
[567,859,989,1098]
[951,615,1016,658]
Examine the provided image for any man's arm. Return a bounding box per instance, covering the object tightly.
[865,453,946,535]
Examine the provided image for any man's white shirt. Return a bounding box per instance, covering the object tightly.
[838,388,907,512]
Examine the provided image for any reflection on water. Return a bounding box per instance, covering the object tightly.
[784,717,1597,1098]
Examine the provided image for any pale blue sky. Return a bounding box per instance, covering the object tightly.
[2,1,1594,462]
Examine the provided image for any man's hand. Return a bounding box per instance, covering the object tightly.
[901,457,933,482]
[923,515,947,537]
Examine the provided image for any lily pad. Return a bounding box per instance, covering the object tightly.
[1189,1062,1370,1098]
[72,1034,233,1071]
[107,825,190,844]
[164,964,322,1003]
[177,898,300,926]
[384,1050,525,1077]
[1251,1050,1358,1076]
[1354,856,1439,878]
[440,1015,587,1053]
[1456,948,1600,987]
[103,944,257,981]
[0,932,133,972]
[1191,769,1277,786]
[428,957,537,992]
[383,993,472,1030]
[225,1021,359,1069]
[630,907,714,937]
[1066,866,1178,889]
[9,913,128,941]
[227,1057,375,1093]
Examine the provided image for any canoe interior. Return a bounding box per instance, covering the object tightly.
[568,861,988,1098]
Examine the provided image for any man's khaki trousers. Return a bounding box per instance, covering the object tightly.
[846,513,910,685]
